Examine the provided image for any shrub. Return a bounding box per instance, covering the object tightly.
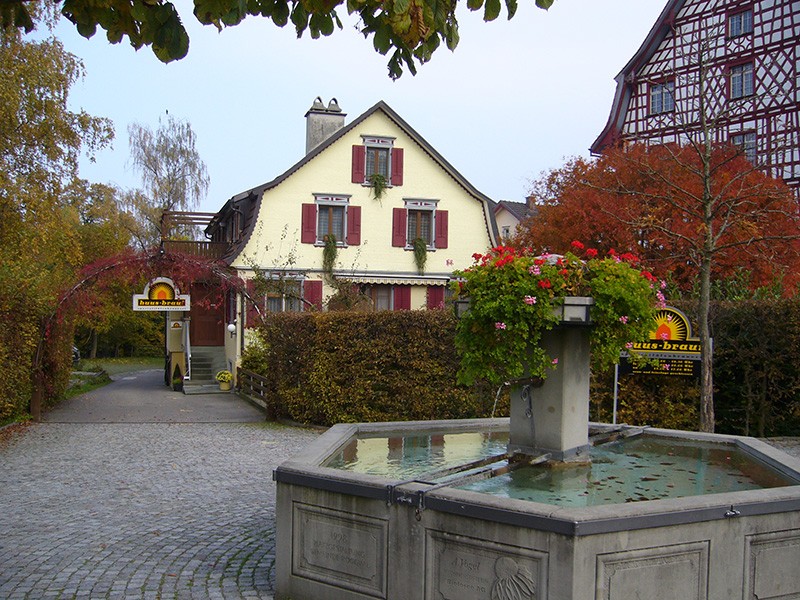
[242,310,499,426]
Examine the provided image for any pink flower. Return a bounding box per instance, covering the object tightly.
[660,332,669,340]
[551,358,559,365]
[619,316,629,324]
[446,259,454,266]
[495,322,507,330]
[662,363,671,371]
[529,265,541,275]
[625,342,634,349]
[660,280,667,290]
[656,290,667,309]
[524,295,537,305]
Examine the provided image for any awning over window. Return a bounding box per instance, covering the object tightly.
[345,275,450,286]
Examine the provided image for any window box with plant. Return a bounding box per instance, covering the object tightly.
[452,243,661,386]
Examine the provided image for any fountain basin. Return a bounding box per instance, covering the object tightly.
[274,418,800,599]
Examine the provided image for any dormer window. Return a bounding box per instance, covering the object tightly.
[352,137,404,186]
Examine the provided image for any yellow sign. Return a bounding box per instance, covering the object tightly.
[132,277,191,312]
[623,307,701,378]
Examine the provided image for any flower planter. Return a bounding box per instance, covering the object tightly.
[219,381,231,391]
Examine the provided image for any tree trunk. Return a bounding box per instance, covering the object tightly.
[698,253,715,433]
[89,328,98,359]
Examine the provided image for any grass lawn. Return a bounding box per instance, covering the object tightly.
[75,356,163,375]
[65,357,164,400]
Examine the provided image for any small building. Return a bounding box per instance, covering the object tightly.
[493,198,536,243]
[166,98,498,385]
[591,0,800,192]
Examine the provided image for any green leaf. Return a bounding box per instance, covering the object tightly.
[373,24,392,54]
[535,0,554,8]
[290,4,308,33]
[504,0,517,20]
[466,0,483,11]
[393,0,410,16]
[271,1,290,26]
[483,0,500,21]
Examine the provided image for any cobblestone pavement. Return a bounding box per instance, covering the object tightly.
[0,372,320,600]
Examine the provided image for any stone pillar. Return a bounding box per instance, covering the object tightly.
[508,318,592,461]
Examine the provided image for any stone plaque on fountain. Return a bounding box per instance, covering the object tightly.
[427,530,547,600]
[292,503,387,597]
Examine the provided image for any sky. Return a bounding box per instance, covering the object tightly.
[53,0,667,213]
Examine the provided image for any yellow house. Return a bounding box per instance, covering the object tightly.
[208,98,497,322]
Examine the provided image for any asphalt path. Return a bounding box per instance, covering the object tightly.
[0,369,320,599]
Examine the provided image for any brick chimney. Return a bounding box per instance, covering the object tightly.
[305,97,346,154]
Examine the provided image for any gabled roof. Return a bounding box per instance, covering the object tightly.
[494,200,530,221]
[590,0,685,154]
[210,100,498,263]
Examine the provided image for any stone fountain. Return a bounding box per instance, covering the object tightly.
[273,303,800,599]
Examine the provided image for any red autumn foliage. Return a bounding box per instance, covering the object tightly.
[517,144,800,295]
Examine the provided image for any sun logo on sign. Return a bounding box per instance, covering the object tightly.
[148,281,176,301]
[650,309,687,341]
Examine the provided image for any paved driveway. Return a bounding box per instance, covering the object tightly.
[0,370,320,599]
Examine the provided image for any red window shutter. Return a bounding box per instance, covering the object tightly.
[391,147,404,186]
[434,210,448,249]
[346,205,361,246]
[301,203,317,244]
[392,207,407,247]
[427,286,445,309]
[393,286,411,310]
[303,280,323,311]
[351,145,366,184]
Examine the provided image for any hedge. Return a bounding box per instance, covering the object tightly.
[241,310,501,426]
[242,301,800,436]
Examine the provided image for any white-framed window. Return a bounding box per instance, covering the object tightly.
[732,131,757,164]
[405,200,435,247]
[392,199,448,249]
[363,136,393,181]
[258,279,303,313]
[650,81,675,115]
[730,62,754,99]
[728,9,753,37]
[315,195,348,244]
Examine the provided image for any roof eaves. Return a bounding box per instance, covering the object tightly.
[590,0,686,154]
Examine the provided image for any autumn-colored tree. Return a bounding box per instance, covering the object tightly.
[518,142,800,433]
[2,0,554,78]
[0,12,114,422]
[519,146,800,294]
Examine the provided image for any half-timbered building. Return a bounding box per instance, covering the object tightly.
[591,0,800,191]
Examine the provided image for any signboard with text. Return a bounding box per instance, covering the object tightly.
[132,277,191,311]
[620,307,701,378]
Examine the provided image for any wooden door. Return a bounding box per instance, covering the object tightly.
[189,284,225,346]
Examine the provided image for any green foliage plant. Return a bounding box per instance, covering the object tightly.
[240,311,496,426]
[5,0,555,78]
[322,233,338,279]
[452,242,659,386]
[368,173,388,201]
[412,237,427,274]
